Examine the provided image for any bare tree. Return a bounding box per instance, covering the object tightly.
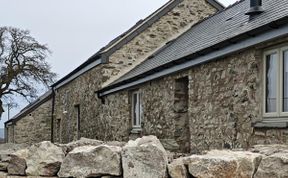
[0,27,56,118]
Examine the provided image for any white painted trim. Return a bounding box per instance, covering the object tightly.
[131,90,142,128]
[263,45,288,118]
[280,47,288,116]
[263,50,279,117]
[54,59,101,89]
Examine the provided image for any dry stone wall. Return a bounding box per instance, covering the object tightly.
[1,136,288,178]
[6,99,52,144]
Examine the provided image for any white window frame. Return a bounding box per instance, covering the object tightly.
[131,91,142,129]
[263,46,288,118]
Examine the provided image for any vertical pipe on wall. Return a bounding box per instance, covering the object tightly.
[51,88,55,143]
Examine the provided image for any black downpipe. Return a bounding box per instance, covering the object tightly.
[51,88,55,143]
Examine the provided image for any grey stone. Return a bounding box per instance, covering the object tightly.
[59,137,104,154]
[254,152,288,178]
[122,135,168,178]
[25,141,65,176]
[0,143,28,161]
[105,141,126,147]
[250,144,288,156]
[168,158,189,178]
[0,171,7,177]
[58,145,122,178]
[0,162,8,171]
[187,150,262,178]
[7,176,57,178]
[7,149,29,176]
[160,139,180,152]
[6,99,52,145]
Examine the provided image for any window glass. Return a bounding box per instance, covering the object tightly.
[266,53,277,113]
[283,50,288,112]
[133,93,137,126]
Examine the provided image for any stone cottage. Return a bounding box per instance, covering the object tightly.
[97,0,288,152]
[5,0,223,144]
[49,0,222,144]
[5,90,52,144]
[6,0,288,153]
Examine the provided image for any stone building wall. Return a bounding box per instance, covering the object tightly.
[9,99,52,144]
[6,125,14,143]
[188,49,262,152]
[92,70,192,147]
[101,0,217,86]
[53,65,103,143]
[53,0,218,143]
[101,47,264,152]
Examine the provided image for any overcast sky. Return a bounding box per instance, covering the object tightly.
[0,0,237,128]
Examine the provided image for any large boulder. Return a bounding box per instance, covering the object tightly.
[0,171,7,177]
[25,141,65,176]
[6,176,57,178]
[254,150,288,177]
[250,144,288,156]
[0,162,8,171]
[0,143,28,172]
[58,145,122,178]
[187,150,262,178]
[59,137,104,154]
[122,135,168,178]
[168,157,189,178]
[7,149,29,176]
[105,141,126,148]
[0,143,28,160]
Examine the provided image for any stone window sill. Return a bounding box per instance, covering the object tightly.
[130,128,142,134]
[252,120,288,129]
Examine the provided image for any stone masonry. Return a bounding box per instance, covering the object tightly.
[6,99,52,144]
[101,38,288,152]
[52,0,218,144]
[53,65,103,143]
[102,0,217,87]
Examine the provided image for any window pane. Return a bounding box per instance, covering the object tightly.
[133,93,137,126]
[266,53,277,113]
[283,51,288,112]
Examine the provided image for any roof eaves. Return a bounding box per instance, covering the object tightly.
[52,0,224,89]
[97,17,288,97]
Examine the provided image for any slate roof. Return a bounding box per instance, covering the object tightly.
[103,0,288,91]
[52,0,224,88]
